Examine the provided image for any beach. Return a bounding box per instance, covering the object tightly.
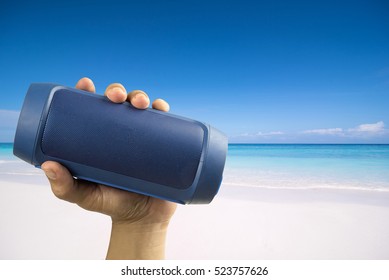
[168,183,389,259]
[1,144,389,259]
[1,169,389,259]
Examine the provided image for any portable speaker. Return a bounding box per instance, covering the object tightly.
[13,83,227,204]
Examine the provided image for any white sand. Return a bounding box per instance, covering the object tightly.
[1,176,389,259]
[168,184,389,259]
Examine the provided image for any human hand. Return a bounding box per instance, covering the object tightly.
[41,77,177,259]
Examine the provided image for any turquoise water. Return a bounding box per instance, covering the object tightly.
[0,143,43,180]
[1,143,389,191]
[224,144,389,191]
[0,143,14,160]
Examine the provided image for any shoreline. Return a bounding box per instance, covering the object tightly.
[1,174,389,206]
[220,183,389,207]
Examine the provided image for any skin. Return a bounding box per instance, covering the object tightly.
[40,77,177,259]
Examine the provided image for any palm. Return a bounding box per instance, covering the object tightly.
[76,180,177,223]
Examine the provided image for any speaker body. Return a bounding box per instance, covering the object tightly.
[13,83,227,204]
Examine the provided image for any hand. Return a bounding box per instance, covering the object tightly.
[41,77,177,259]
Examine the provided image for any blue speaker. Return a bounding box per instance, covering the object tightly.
[13,83,227,204]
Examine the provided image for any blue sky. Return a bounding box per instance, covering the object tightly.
[1,0,388,143]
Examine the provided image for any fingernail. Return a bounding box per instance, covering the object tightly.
[107,87,126,102]
[110,86,124,94]
[42,168,56,180]
[132,92,141,99]
[133,92,149,102]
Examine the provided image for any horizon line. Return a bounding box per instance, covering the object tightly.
[1,142,389,145]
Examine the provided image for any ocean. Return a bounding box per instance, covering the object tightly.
[225,144,389,192]
[1,143,389,191]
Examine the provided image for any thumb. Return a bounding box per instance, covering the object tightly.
[41,161,85,204]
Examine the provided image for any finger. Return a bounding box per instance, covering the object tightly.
[104,83,127,103]
[152,98,170,112]
[127,90,150,109]
[75,77,96,93]
[41,161,93,204]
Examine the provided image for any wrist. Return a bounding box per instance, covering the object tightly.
[106,221,170,260]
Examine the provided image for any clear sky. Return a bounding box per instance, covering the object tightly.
[1,0,388,143]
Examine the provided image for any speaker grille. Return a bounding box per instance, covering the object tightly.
[41,89,204,189]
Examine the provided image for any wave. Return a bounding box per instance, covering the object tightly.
[0,172,42,176]
[0,160,23,164]
[222,182,389,193]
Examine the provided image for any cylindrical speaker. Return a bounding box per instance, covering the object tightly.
[13,83,228,204]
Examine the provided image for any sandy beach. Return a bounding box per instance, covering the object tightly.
[168,183,389,259]
[1,172,388,259]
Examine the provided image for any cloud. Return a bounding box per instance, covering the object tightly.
[235,131,285,139]
[238,131,284,137]
[302,121,387,139]
[232,130,287,143]
[231,121,388,143]
[348,121,385,134]
[303,128,343,135]
[256,131,284,136]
